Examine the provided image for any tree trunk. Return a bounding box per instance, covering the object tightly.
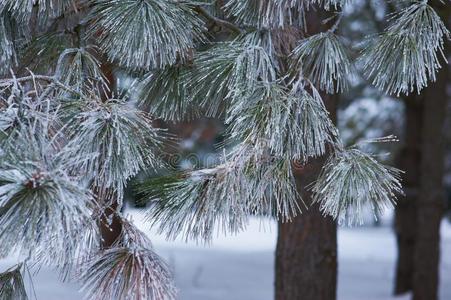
[275,94,338,300]
[98,60,124,249]
[394,3,449,298]
[412,63,448,300]
[393,95,422,295]
[99,200,123,248]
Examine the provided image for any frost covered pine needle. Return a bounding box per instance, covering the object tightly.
[80,247,176,300]
[0,0,73,22]
[0,128,96,266]
[146,145,302,242]
[188,41,277,116]
[80,218,176,300]
[139,66,194,122]
[54,47,108,94]
[312,148,403,226]
[227,82,338,161]
[361,1,450,95]
[88,0,205,70]
[66,98,166,206]
[290,31,354,93]
[310,0,350,10]
[0,16,16,75]
[223,0,307,29]
[0,264,28,300]
[146,165,251,243]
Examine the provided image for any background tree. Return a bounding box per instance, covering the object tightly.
[0,1,448,300]
[389,3,450,300]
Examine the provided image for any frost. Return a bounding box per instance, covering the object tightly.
[87,0,205,70]
[290,31,354,93]
[80,218,177,300]
[361,2,450,95]
[312,148,403,226]
[65,98,166,208]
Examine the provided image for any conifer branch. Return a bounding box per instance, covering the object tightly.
[0,264,28,300]
[193,5,243,34]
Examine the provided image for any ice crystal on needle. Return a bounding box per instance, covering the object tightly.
[361,1,450,95]
[312,148,403,226]
[88,0,205,70]
[0,128,95,264]
[80,218,176,300]
[65,98,165,206]
[0,264,28,300]
[290,31,354,93]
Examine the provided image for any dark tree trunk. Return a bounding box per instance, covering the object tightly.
[394,4,450,298]
[275,94,338,300]
[99,200,123,248]
[98,61,124,249]
[393,95,422,295]
[412,64,448,300]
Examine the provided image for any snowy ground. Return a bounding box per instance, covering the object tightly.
[1,209,450,300]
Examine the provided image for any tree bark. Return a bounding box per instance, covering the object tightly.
[393,95,422,295]
[412,63,448,300]
[98,60,124,249]
[275,94,338,300]
[99,202,123,248]
[394,3,449,298]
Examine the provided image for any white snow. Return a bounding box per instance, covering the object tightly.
[1,209,450,300]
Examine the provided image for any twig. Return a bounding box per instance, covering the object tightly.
[328,13,343,33]
[193,6,243,34]
[0,75,83,97]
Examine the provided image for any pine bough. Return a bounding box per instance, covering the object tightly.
[0,0,448,299]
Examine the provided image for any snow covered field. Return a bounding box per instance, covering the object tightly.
[1,209,450,300]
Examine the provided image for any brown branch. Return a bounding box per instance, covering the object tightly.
[193,6,243,34]
[0,75,83,97]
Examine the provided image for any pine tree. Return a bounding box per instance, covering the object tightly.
[0,1,448,299]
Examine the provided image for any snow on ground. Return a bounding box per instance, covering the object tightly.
[1,209,450,300]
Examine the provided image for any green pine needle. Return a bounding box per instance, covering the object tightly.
[227,82,339,161]
[312,148,403,226]
[361,2,450,95]
[88,0,205,70]
[290,31,354,93]
[0,264,28,300]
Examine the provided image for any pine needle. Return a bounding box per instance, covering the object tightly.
[0,264,28,300]
[290,31,354,93]
[361,1,450,95]
[88,0,205,70]
[312,148,403,226]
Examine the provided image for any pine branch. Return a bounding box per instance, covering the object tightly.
[80,218,176,300]
[361,1,450,95]
[145,144,301,242]
[193,5,242,34]
[227,82,339,161]
[0,74,84,97]
[54,46,109,94]
[188,38,278,116]
[290,31,354,93]
[65,98,167,207]
[87,0,205,70]
[138,65,195,122]
[312,147,403,225]
[0,126,97,266]
[0,264,28,300]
